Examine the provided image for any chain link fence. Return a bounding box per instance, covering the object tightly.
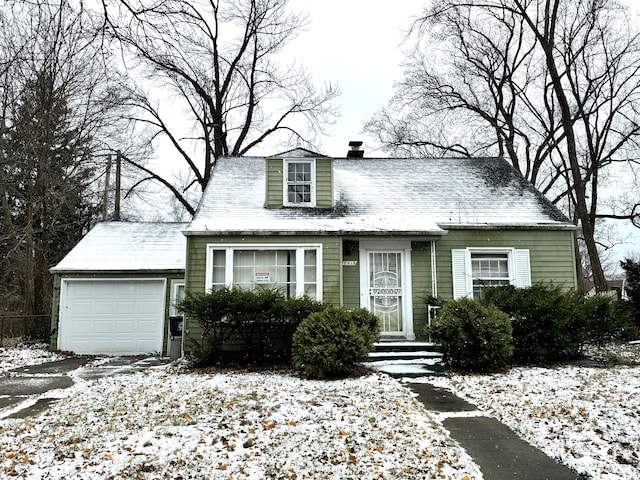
[0,315,51,346]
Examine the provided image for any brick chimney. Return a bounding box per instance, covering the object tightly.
[346,141,364,158]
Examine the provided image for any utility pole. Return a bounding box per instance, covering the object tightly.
[102,154,111,221]
[114,150,121,221]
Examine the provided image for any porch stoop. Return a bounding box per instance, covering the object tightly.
[363,341,445,378]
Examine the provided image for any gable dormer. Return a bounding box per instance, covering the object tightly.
[265,149,333,209]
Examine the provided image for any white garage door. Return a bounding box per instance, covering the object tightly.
[58,279,166,355]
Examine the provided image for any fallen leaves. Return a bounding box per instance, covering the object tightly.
[434,364,640,479]
[0,369,480,479]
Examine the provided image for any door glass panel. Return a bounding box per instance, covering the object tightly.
[368,252,403,333]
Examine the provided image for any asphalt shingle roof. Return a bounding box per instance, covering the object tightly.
[50,222,188,272]
[185,156,572,235]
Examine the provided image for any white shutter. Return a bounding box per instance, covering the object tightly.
[514,249,531,288]
[452,249,471,299]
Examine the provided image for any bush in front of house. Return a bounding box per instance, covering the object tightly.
[178,287,325,365]
[292,307,380,379]
[483,283,631,363]
[621,258,640,329]
[482,283,571,363]
[427,298,513,372]
[573,293,632,351]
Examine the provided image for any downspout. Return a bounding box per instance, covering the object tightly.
[431,240,438,297]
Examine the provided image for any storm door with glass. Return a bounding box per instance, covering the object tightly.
[368,251,404,334]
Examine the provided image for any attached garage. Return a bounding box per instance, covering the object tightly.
[58,279,166,355]
[50,222,187,356]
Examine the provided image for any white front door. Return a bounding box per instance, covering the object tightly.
[368,251,404,333]
[360,242,414,339]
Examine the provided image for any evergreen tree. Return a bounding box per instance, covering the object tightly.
[2,68,98,319]
[621,258,640,326]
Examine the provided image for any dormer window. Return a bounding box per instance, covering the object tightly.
[284,159,315,207]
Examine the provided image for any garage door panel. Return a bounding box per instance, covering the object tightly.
[94,319,115,334]
[59,280,165,355]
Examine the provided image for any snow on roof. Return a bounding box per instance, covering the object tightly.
[185,156,572,235]
[50,222,188,273]
[272,147,327,158]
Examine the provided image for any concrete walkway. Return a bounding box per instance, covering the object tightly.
[408,382,583,480]
[0,356,169,419]
[2,356,583,478]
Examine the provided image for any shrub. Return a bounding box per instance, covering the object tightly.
[427,298,512,372]
[483,283,631,363]
[292,307,380,379]
[483,283,573,363]
[178,288,325,365]
[621,258,640,327]
[574,294,632,350]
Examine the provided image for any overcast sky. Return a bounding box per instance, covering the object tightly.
[210,0,640,261]
[254,0,425,158]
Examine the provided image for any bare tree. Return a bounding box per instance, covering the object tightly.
[101,0,340,215]
[366,0,640,291]
[0,0,137,322]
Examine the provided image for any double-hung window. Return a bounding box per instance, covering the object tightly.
[284,159,315,206]
[452,248,531,299]
[206,244,322,300]
[471,253,511,298]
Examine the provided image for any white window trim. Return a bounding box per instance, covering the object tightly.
[205,243,323,300]
[169,279,185,317]
[452,247,531,299]
[283,158,316,207]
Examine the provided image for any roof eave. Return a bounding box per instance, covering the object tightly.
[183,229,448,237]
[439,223,578,231]
[50,268,186,275]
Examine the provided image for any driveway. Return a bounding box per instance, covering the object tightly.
[0,356,170,419]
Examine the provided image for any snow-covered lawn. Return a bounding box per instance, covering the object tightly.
[423,344,640,480]
[0,347,480,479]
[1,344,639,479]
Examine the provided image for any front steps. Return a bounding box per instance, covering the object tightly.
[363,341,444,377]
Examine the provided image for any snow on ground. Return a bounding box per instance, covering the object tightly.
[0,343,63,373]
[0,347,481,480]
[420,345,640,480]
[3,344,640,479]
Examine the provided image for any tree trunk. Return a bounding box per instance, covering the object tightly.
[522,0,608,292]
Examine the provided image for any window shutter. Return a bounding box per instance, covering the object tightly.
[451,249,470,299]
[514,249,531,288]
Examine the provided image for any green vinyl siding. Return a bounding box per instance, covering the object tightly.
[341,240,360,309]
[265,158,333,209]
[315,158,333,208]
[411,242,432,340]
[183,229,576,347]
[183,235,342,350]
[435,229,577,299]
[265,158,284,208]
[50,272,184,354]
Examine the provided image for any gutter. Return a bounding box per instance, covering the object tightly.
[182,229,449,237]
[439,223,578,231]
[49,269,186,275]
